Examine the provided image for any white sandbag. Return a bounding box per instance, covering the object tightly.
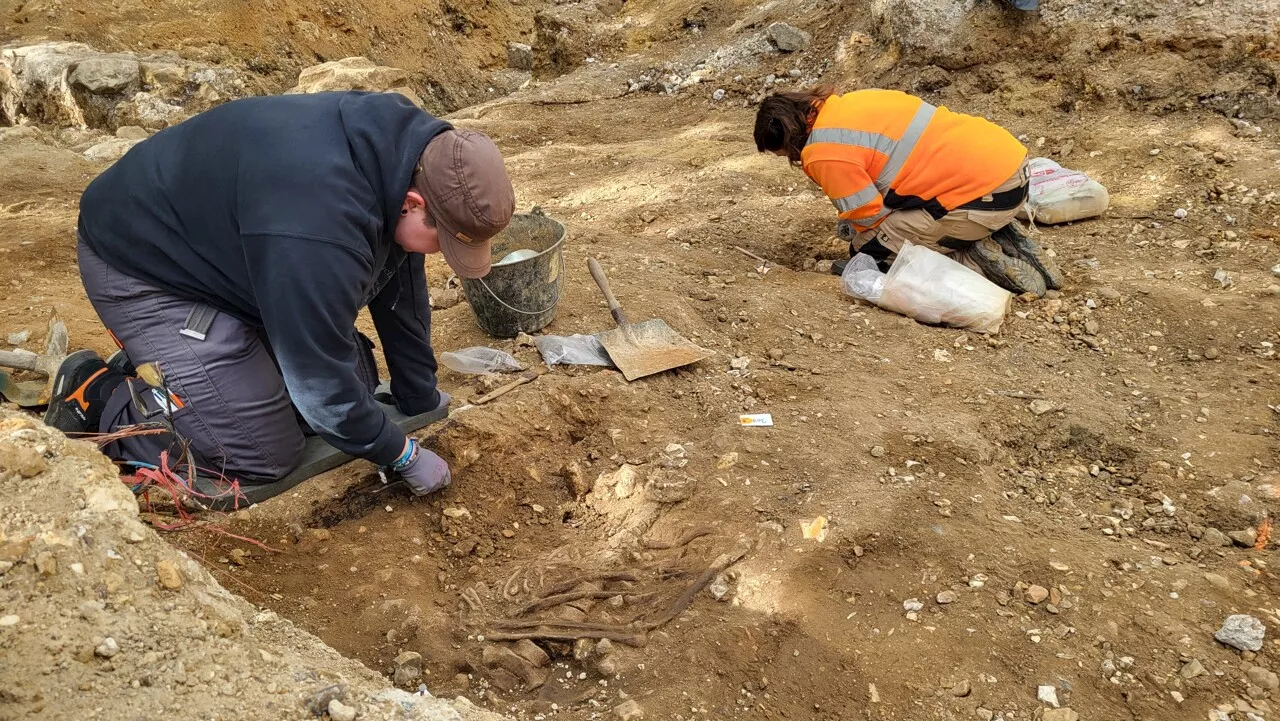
[1018,157,1110,225]
[842,243,1011,333]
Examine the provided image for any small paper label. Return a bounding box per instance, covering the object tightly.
[738,413,773,427]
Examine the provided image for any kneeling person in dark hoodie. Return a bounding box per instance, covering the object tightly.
[46,91,515,499]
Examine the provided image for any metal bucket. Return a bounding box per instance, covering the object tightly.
[460,211,565,338]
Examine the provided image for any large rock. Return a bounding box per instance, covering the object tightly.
[1,43,94,127]
[0,42,242,131]
[0,409,511,721]
[766,23,812,52]
[82,137,142,163]
[1216,615,1267,652]
[114,91,187,130]
[869,0,998,70]
[69,56,140,94]
[507,42,534,71]
[289,57,424,107]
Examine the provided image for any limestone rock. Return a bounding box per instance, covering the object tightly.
[83,138,142,163]
[290,57,423,107]
[0,125,43,143]
[114,125,149,140]
[327,699,357,721]
[69,57,140,95]
[155,560,183,590]
[1204,480,1268,528]
[115,92,185,130]
[1216,614,1266,652]
[482,644,548,689]
[869,0,1002,70]
[1,42,240,131]
[430,287,462,310]
[392,651,423,686]
[513,639,550,668]
[766,23,812,52]
[614,699,643,720]
[0,442,47,478]
[1230,528,1259,548]
[1202,527,1233,547]
[1024,585,1050,604]
[507,42,534,71]
[1247,666,1279,691]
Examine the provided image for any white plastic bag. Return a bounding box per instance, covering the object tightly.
[880,244,1011,333]
[439,347,525,374]
[840,253,886,303]
[1018,157,1110,225]
[535,334,614,367]
[841,243,1011,333]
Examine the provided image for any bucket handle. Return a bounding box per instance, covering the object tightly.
[473,249,566,316]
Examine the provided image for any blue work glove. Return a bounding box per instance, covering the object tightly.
[388,439,451,496]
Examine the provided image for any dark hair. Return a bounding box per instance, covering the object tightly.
[754,87,833,165]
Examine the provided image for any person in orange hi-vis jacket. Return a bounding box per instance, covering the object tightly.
[754,87,1063,297]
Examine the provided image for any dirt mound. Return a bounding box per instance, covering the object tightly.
[0,409,509,721]
[3,0,548,115]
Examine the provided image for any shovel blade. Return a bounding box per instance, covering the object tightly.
[596,319,714,381]
[0,311,69,406]
[0,369,52,407]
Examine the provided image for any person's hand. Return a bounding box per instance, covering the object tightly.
[436,389,452,411]
[391,439,451,496]
[836,219,857,241]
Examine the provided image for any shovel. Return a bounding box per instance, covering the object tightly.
[587,257,713,381]
[0,312,69,407]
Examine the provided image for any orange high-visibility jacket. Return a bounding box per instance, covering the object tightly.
[801,90,1027,233]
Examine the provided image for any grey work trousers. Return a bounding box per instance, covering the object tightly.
[854,160,1030,272]
[78,241,378,482]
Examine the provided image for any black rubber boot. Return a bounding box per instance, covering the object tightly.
[992,222,1064,290]
[968,238,1048,297]
[106,349,136,377]
[43,350,126,435]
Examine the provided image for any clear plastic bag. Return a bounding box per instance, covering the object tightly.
[841,243,1011,333]
[535,334,614,367]
[1017,157,1110,225]
[438,347,525,374]
[840,253,886,303]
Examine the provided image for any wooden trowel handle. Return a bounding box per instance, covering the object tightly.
[0,349,43,373]
[587,257,631,328]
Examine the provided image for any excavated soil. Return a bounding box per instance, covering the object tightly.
[2,1,1280,720]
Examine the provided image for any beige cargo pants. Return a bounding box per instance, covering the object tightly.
[855,160,1030,272]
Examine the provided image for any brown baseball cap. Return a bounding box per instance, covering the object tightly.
[413,129,515,279]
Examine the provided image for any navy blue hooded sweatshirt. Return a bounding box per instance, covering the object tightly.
[77,91,451,467]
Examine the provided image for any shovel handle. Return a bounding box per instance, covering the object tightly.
[587,257,630,328]
[0,349,41,373]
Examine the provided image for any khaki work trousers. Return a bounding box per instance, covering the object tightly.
[855,160,1030,272]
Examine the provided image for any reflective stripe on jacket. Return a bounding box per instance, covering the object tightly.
[801,89,1028,232]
